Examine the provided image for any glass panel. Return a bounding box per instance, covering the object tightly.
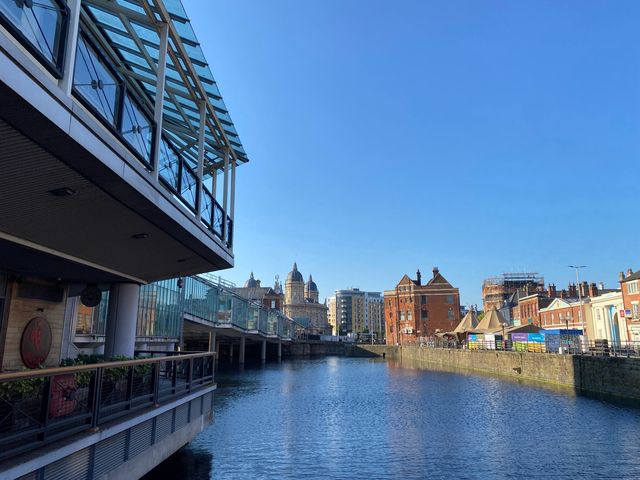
[200,188,213,228]
[121,91,153,163]
[74,35,120,126]
[0,0,66,70]
[212,200,223,239]
[158,138,179,191]
[179,161,197,210]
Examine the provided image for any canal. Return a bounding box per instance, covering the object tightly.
[144,356,640,479]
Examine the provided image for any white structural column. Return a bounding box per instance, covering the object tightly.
[261,340,267,362]
[239,336,246,364]
[222,147,229,240]
[152,22,169,180]
[230,151,236,226]
[195,100,206,221]
[104,283,141,358]
[59,0,82,95]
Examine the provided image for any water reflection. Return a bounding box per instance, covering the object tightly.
[144,357,640,480]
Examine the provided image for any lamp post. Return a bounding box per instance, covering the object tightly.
[568,265,587,336]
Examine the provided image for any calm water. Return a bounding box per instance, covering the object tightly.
[145,357,640,479]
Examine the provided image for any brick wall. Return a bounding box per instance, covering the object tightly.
[2,280,68,370]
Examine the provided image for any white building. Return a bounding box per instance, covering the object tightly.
[590,291,627,343]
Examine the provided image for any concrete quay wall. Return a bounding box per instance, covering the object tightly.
[359,345,640,401]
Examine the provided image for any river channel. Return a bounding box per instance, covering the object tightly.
[144,356,640,479]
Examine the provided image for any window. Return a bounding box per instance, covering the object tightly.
[74,34,120,127]
[400,311,405,321]
[628,282,638,295]
[447,308,454,320]
[633,304,639,319]
[407,311,412,321]
[421,295,427,304]
[0,0,68,75]
[271,300,276,309]
[121,91,153,162]
[446,295,454,304]
[421,310,428,320]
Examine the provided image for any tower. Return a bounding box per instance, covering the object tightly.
[285,262,304,305]
[305,275,319,303]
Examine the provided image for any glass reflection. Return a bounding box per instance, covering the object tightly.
[159,139,180,191]
[0,0,66,71]
[180,163,197,211]
[74,35,119,126]
[121,91,152,163]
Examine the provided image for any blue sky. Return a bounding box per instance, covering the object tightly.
[189,0,640,306]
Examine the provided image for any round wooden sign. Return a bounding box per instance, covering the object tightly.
[20,316,52,368]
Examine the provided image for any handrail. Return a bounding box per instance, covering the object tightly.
[0,352,215,382]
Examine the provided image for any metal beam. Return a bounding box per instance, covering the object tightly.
[152,22,168,180]
[59,0,82,95]
[196,100,206,221]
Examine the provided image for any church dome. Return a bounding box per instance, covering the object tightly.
[244,272,257,288]
[305,275,318,292]
[287,262,304,282]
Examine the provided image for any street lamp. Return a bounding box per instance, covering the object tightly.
[568,265,587,335]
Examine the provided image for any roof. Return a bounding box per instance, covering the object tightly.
[82,0,248,175]
[473,308,507,333]
[305,274,318,292]
[622,270,640,282]
[287,262,303,283]
[453,311,478,334]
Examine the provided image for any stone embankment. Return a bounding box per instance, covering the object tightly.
[359,345,640,402]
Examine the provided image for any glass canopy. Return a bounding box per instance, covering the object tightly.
[81,0,249,172]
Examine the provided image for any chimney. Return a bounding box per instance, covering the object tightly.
[547,283,557,298]
[588,282,598,298]
[416,269,422,286]
[627,268,634,277]
[568,283,577,297]
[432,267,439,278]
[619,271,626,282]
[580,281,589,297]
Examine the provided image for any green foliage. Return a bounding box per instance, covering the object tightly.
[0,377,44,400]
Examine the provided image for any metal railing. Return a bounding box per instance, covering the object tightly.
[0,352,215,462]
[409,337,640,358]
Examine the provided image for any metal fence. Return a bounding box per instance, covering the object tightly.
[408,337,640,358]
[0,352,215,462]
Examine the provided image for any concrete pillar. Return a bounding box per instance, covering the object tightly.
[209,331,217,352]
[277,341,282,360]
[261,340,267,362]
[239,336,246,364]
[104,283,140,359]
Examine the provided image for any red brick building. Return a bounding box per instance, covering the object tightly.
[538,297,592,333]
[384,267,461,345]
[620,268,640,342]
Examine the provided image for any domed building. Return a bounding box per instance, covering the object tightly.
[284,263,329,335]
[233,272,284,311]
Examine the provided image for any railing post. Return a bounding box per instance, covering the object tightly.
[152,361,160,405]
[188,358,193,392]
[91,367,103,429]
[39,377,52,441]
[126,365,134,409]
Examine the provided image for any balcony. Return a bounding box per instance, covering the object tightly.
[0,0,246,283]
[0,352,215,478]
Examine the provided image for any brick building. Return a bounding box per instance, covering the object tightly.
[233,272,284,311]
[620,268,640,342]
[538,297,592,335]
[384,267,460,345]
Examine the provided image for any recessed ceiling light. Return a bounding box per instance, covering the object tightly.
[48,187,76,197]
[131,233,149,239]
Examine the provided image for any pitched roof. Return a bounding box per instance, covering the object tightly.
[473,308,507,333]
[453,310,478,333]
[622,270,640,282]
[427,272,453,288]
